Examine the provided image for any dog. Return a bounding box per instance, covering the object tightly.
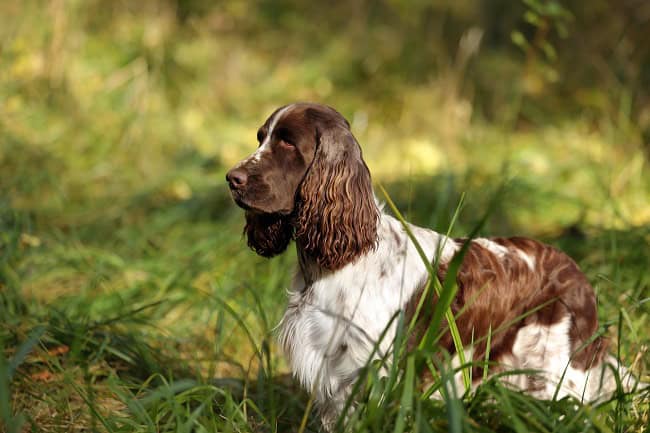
[226,102,637,428]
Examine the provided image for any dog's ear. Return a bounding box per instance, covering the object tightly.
[244,212,293,257]
[295,115,378,270]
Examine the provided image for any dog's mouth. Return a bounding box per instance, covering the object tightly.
[229,185,295,216]
[230,191,253,211]
[230,192,269,215]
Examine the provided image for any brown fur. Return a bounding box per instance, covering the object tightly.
[295,109,378,270]
[244,212,294,258]
[407,237,607,383]
[227,103,379,271]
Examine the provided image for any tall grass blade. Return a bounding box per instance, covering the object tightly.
[379,184,471,390]
[393,355,415,433]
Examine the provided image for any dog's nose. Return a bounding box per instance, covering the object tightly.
[226,168,248,189]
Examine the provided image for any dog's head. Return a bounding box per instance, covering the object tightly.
[226,103,378,269]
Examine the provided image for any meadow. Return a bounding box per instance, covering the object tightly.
[1,1,649,432]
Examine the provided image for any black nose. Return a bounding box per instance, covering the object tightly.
[226,168,248,189]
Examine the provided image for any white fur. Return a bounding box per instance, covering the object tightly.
[278,214,456,414]
[474,238,536,270]
[435,316,638,405]
[249,104,294,163]
[510,316,578,398]
[473,238,509,258]
[496,317,633,401]
[515,248,536,271]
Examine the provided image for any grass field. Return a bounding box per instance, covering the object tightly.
[2,2,650,432]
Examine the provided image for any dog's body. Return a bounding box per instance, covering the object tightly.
[226,103,633,428]
[278,214,620,426]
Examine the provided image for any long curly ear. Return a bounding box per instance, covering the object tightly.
[296,124,379,270]
[244,212,293,258]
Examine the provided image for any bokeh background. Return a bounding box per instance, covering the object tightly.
[1,1,649,432]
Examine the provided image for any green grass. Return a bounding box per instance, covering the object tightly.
[1,1,649,432]
[2,129,649,433]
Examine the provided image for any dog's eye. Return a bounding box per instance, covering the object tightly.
[280,138,295,148]
[276,128,295,147]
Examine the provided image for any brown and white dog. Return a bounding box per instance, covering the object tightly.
[226,102,635,428]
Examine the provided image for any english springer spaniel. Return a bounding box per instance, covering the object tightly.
[226,102,635,428]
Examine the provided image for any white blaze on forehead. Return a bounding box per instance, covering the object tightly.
[250,104,295,163]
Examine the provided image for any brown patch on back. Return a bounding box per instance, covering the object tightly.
[405,236,606,382]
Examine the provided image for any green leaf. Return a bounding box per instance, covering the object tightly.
[540,41,557,61]
[511,31,529,50]
[524,11,542,27]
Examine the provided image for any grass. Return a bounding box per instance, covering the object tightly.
[2,130,649,433]
[2,1,650,432]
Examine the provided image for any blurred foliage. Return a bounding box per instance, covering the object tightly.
[2,0,650,131]
[1,0,649,233]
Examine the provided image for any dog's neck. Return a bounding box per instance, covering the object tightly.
[293,217,381,286]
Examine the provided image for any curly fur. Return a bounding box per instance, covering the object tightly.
[295,124,379,270]
[244,212,293,258]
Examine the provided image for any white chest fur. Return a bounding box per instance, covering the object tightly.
[278,215,457,401]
